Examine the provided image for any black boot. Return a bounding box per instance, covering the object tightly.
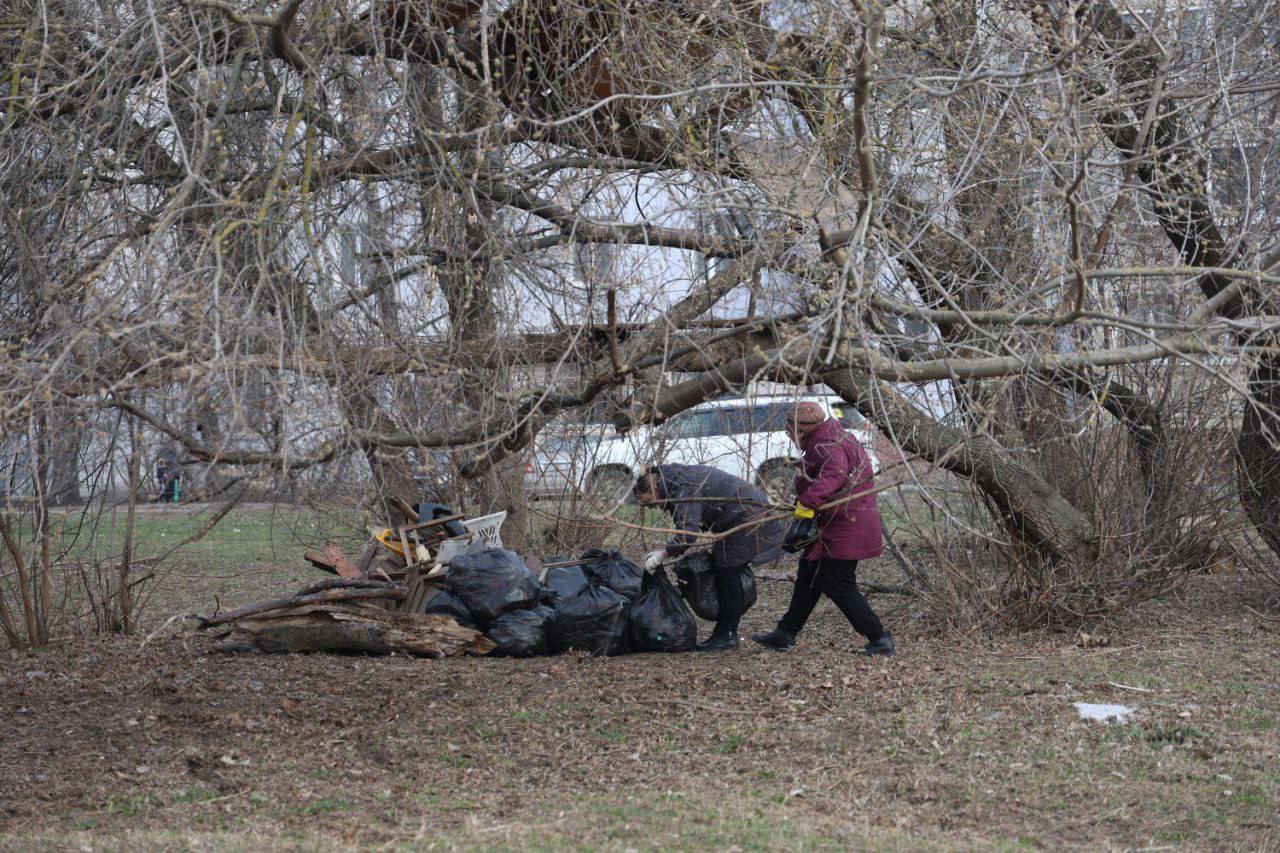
[751,627,796,650]
[697,628,739,651]
[860,632,895,657]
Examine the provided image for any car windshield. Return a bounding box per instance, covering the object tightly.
[664,403,787,437]
[744,403,791,432]
[540,435,594,457]
[666,409,736,438]
[663,400,868,438]
[828,402,867,429]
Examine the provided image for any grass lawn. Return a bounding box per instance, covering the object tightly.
[47,501,368,566]
[3,501,369,634]
[3,606,1278,850]
[2,503,1278,850]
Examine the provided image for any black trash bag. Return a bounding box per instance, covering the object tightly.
[628,567,697,653]
[549,583,630,656]
[673,552,758,622]
[541,564,591,603]
[447,548,540,626]
[579,548,643,602]
[486,605,554,657]
[782,515,819,554]
[423,590,476,629]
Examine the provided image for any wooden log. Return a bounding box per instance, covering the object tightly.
[197,586,405,629]
[295,579,397,596]
[210,606,495,657]
[323,542,363,579]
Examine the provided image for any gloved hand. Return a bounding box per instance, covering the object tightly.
[644,548,668,570]
[782,506,818,554]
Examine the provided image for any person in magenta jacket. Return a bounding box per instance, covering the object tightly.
[752,402,895,656]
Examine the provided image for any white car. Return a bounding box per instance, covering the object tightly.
[577,394,880,503]
[523,434,600,500]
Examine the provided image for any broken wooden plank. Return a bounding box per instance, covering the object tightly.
[397,515,466,550]
[354,541,380,573]
[399,565,443,614]
[399,527,414,571]
[304,550,340,575]
[322,542,362,579]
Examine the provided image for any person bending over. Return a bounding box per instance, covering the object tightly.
[634,463,784,651]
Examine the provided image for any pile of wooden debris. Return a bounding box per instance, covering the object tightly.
[198,500,509,658]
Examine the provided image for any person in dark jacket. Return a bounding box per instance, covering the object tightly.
[154,446,181,504]
[752,402,895,657]
[634,463,785,651]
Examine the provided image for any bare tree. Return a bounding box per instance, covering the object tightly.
[2,0,1278,642]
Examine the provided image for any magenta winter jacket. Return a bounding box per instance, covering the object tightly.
[794,418,883,561]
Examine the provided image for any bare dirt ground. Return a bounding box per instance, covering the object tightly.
[4,567,1280,851]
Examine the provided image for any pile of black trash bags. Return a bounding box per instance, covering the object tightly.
[425,547,755,657]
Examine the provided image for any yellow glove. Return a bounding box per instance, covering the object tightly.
[793,504,816,520]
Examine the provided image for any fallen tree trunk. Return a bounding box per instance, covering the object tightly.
[821,367,1096,564]
[623,343,1097,564]
[211,604,495,657]
[198,585,406,629]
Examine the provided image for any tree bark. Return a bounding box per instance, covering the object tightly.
[409,69,530,546]
[1238,354,1280,556]
[619,342,1098,564]
[211,605,495,656]
[1057,0,1280,557]
[823,369,1095,562]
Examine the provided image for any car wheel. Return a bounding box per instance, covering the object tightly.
[756,459,796,504]
[587,466,633,505]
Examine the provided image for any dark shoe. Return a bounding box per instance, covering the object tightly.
[697,630,739,652]
[751,628,796,650]
[860,632,895,657]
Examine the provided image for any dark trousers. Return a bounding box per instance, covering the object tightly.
[778,558,884,641]
[712,562,747,634]
[159,474,180,503]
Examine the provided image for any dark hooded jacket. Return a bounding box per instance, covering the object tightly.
[655,464,785,569]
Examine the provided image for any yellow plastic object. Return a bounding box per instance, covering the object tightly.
[793,504,816,520]
[375,527,408,557]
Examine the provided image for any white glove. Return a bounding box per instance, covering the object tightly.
[644,549,668,571]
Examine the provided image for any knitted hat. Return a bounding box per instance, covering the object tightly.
[789,402,827,433]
